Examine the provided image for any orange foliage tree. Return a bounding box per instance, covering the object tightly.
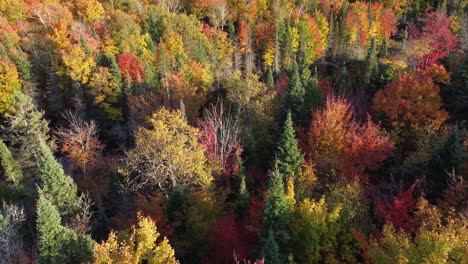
[305,97,394,182]
[372,65,449,132]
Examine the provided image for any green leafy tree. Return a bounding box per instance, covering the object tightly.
[37,194,94,264]
[276,112,303,180]
[0,140,22,183]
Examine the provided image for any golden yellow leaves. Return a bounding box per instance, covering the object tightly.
[94,213,179,264]
[0,59,21,114]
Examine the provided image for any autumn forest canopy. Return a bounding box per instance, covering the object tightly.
[0,0,467,263]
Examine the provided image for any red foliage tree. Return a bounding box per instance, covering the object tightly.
[306,97,394,183]
[117,53,145,83]
[377,180,420,233]
[205,214,249,264]
[409,12,458,68]
[238,21,250,54]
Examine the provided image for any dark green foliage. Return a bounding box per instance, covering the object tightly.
[258,229,282,264]
[259,164,291,263]
[0,92,49,178]
[37,141,79,215]
[106,53,123,92]
[365,37,378,86]
[275,112,303,179]
[304,67,322,114]
[147,10,164,43]
[37,194,94,264]
[286,61,306,123]
[0,140,22,183]
[428,128,463,197]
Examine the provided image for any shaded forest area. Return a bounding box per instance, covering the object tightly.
[0,0,467,263]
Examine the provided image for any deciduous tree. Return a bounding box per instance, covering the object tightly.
[123,108,213,194]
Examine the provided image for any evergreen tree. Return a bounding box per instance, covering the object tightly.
[258,229,282,264]
[286,60,306,123]
[147,10,163,43]
[428,128,463,197]
[379,37,388,58]
[80,34,92,57]
[259,164,292,263]
[267,67,274,87]
[0,140,22,183]
[106,53,123,94]
[365,37,378,86]
[304,67,323,114]
[276,112,303,179]
[0,43,6,57]
[37,141,80,215]
[0,92,49,177]
[37,194,94,264]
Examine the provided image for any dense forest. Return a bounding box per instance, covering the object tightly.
[0,0,467,263]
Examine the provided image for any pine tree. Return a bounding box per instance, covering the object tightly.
[276,112,303,179]
[428,128,463,198]
[0,92,49,178]
[286,60,306,123]
[37,194,94,264]
[0,140,22,183]
[37,141,80,215]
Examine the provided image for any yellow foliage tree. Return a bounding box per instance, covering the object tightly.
[76,0,105,23]
[0,59,21,114]
[60,44,96,84]
[94,213,179,264]
[124,108,213,194]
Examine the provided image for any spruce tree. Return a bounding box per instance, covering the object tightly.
[276,112,303,179]
[304,67,323,114]
[258,229,282,264]
[379,37,388,58]
[0,140,22,183]
[0,92,49,178]
[37,194,94,264]
[106,53,123,94]
[286,60,306,123]
[428,128,463,197]
[259,165,291,263]
[37,141,80,215]
[147,10,163,43]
